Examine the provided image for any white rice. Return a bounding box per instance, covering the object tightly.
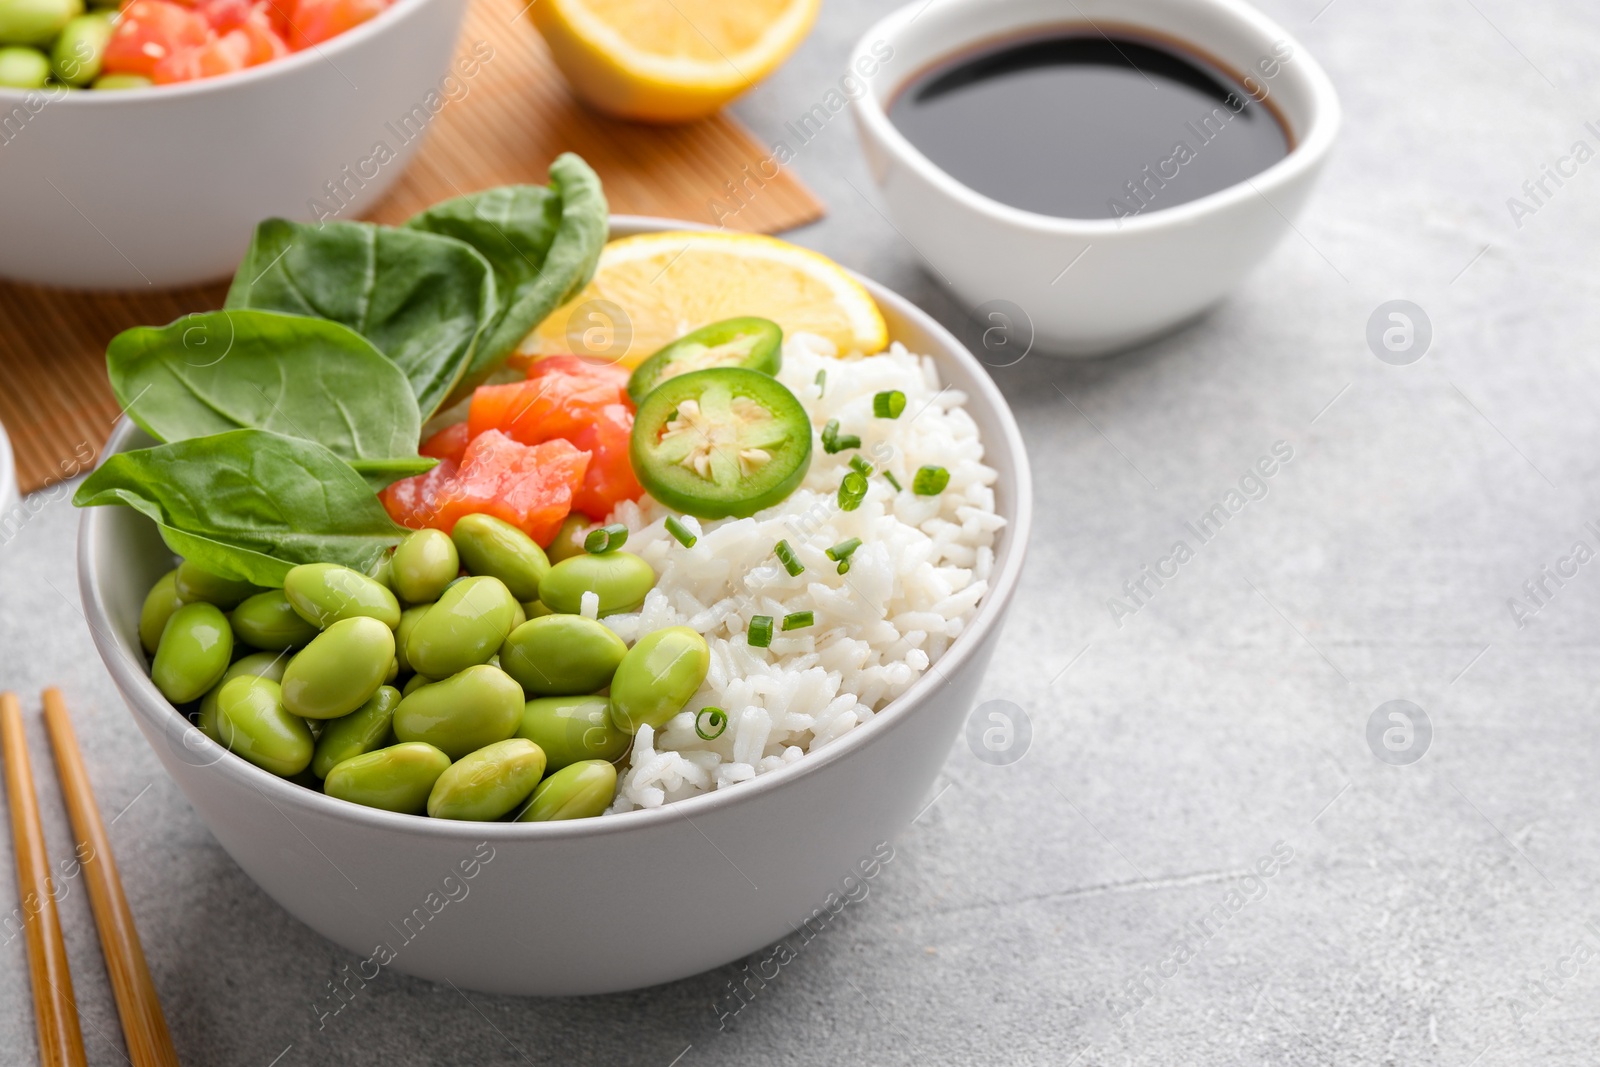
[599,333,1004,812]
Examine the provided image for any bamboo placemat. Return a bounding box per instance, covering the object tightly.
[0,0,824,495]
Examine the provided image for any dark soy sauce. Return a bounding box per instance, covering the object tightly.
[888,30,1291,220]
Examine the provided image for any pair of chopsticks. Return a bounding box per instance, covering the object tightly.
[1,689,179,1066]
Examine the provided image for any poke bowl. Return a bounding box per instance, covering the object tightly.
[77,213,1033,996]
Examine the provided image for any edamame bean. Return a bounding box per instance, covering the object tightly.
[281,617,394,719]
[50,10,109,85]
[312,685,400,779]
[546,515,589,564]
[500,615,627,696]
[390,529,458,604]
[608,626,709,733]
[451,514,549,600]
[394,604,427,675]
[324,742,450,815]
[215,676,313,776]
[151,602,233,704]
[0,0,82,46]
[426,738,547,820]
[517,695,629,771]
[515,759,616,821]
[404,576,517,679]
[139,568,184,654]
[283,562,401,629]
[510,601,527,631]
[522,599,554,619]
[401,673,428,697]
[174,559,261,610]
[537,552,655,616]
[0,45,48,88]
[391,664,523,759]
[197,650,290,742]
[89,72,148,89]
[230,590,319,651]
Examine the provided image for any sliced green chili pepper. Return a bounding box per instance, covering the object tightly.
[626,317,783,404]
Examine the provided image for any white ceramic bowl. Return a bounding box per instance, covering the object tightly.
[77,217,1033,996]
[0,0,469,290]
[850,0,1341,356]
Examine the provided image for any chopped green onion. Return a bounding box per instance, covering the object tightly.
[774,539,804,576]
[821,419,861,454]
[748,615,774,648]
[848,454,873,477]
[695,707,728,740]
[913,465,950,496]
[882,470,903,492]
[781,611,814,631]
[665,515,697,548]
[814,369,827,397]
[584,523,629,553]
[825,538,861,575]
[838,470,868,511]
[873,390,906,419]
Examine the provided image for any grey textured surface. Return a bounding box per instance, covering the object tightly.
[1,0,1596,1062]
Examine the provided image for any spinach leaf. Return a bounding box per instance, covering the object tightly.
[405,153,607,402]
[225,220,497,418]
[107,309,434,489]
[73,430,406,586]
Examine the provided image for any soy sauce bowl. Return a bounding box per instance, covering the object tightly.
[850,0,1341,357]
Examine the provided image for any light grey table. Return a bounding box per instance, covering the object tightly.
[2,0,1596,1062]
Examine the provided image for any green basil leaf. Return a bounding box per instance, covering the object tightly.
[73,430,406,586]
[405,152,607,403]
[107,309,435,489]
[225,220,497,418]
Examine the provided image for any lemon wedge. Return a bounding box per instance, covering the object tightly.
[524,231,889,367]
[530,0,820,123]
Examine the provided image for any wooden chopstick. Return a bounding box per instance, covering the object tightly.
[42,688,180,1067]
[1,691,89,1067]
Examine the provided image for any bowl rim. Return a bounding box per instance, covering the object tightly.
[77,213,1035,842]
[0,0,446,105]
[849,0,1342,236]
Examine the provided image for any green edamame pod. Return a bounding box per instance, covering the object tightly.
[215,676,313,776]
[174,559,261,610]
[390,529,458,605]
[391,664,523,759]
[515,759,616,822]
[230,590,320,651]
[50,10,110,85]
[312,685,400,778]
[0,0,82,46]
[500,615,627,696]
[0,45,49,88]
[197,650,290,742]
[546,515,590,564]
[537,552,655,616]
[138,568,184,655]
[517,695,629,771]
[281,617,394,719]
[451,514,550,601]
[426,738,546,820]
[152,602,233,704]
[608,626,710,733]
[324,742,450,815]
[404,576,518,679]
[283,562,401,629]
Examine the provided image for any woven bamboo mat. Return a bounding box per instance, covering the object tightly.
[0,0,823,495]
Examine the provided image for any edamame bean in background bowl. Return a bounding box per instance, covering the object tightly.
[74,156,1006,823]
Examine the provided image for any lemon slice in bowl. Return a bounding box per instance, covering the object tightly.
[525,231,890,367]
[530,0,820,122]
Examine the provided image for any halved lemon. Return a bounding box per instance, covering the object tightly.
[530,0,820,123]
[524,232,889,367]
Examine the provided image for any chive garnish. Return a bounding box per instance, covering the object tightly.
[913,466,950,495]
[775,539,804,576]
[882,470,903,492]
[873,390,906,419]
[821,419,861,454]
[665,515,697,548]
[825,538,861,575]
[584,523,629,553]
[781,611,814,631]
[748,615,774,648]
[695,707,728,740]
[814,369,827,397]
[838,470,868,511]
[848,454,873,477]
